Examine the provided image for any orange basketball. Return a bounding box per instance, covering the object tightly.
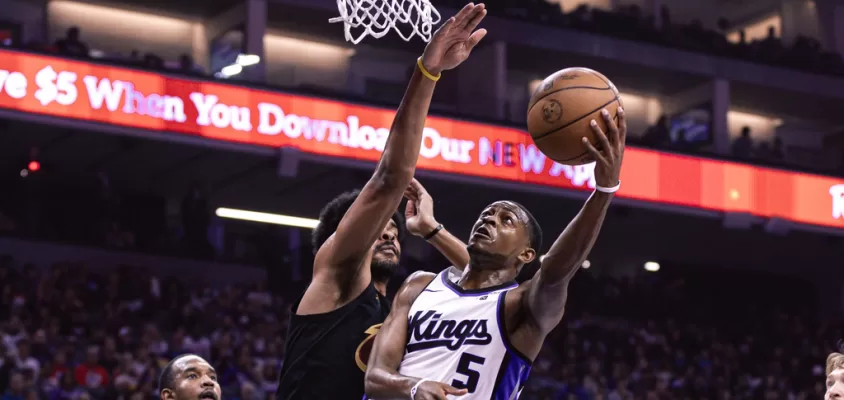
[526,68,623,165]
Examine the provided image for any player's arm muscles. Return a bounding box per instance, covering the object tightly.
[364,272,433,398]
[312,68,437,288]
[523,191,613,331]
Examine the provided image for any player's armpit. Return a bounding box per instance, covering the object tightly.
[364,272,436,398]
[524,191,613,332]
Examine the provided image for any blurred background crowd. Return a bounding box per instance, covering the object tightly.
[0,255,836,400]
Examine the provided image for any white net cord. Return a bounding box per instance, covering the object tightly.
[329,0,442,44]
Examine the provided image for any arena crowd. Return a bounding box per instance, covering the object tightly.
[0,255,837,400]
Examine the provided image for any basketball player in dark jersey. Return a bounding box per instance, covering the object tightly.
[275,4,489,400]
[365,108,627,399]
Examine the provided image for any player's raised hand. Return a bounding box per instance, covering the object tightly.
[404,178,438,237]
[420,3,488,74]
[582,107,626,188]
[413,381,468,400]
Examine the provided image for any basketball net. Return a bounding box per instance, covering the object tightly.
[329,0,441,44]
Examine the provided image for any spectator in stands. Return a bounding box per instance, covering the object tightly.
[732,126,753,158]
[759,26,783,63]
[755,140,772,159]
[641,116,670,148]
[771,137,785,160]
[142,54,165,71]
[178,54,202,76]
[232,381,255,400]
[49,371,85,400]
[43,350,70,389]
[0,250,839,399]
[670,128,694,152]
[73,346,108,393]
[11,342,38,379]
[1,371,24,400]
[53,27,88,58]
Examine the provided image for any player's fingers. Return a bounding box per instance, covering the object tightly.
[452,3,474,27]
[404,189,416,201]
[409,178,426,194]
[442,384,469,395]
[617,107,627,146]
[435,16,456,36]
[463,5,486,32]
[465,29,487,51]
[590,119,612,157]
[404,199,416,216]
[582,137,607,166]
[600,109,619,147]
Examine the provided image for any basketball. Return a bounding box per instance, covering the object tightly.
[526,68,623,165]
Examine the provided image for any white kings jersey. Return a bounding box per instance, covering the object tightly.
[398,268,532,399]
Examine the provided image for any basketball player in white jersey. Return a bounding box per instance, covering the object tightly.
[363,109,627,400]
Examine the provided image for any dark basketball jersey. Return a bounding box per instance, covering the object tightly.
[276,282,391,400]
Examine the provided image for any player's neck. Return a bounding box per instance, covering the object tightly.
[457,265,516,290]
[373,279,388,296]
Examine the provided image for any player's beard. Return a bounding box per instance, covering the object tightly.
[371,258,399,283]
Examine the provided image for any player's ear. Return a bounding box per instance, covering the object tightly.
[160,389,175,400]
[518,247,536,265]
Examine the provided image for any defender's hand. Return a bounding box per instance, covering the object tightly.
[404,179,438,237]
[420,3,488,75]
[582,107,626,188]
[413,381,468,400]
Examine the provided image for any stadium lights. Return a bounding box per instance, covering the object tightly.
[218,64,243,78]
[644,261,660,272]
[215,207,319,229]
[236,54,261,66]
[537,256,591,269]
[215,54,261,78]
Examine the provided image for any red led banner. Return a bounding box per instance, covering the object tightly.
[0,50,841,228]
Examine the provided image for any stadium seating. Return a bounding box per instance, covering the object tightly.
[0,253,834,399]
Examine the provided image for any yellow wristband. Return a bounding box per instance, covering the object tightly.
[417,58,441,82]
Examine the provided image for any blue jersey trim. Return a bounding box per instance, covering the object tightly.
[440,270,517,297]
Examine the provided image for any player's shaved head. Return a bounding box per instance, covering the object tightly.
[159,354,220,400]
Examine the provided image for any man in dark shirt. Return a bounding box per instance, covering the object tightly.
[54,27,89,58]
[275,4,488,399]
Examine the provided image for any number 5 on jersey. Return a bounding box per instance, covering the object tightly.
[451,353,485,393]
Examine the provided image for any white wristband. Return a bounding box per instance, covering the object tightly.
[410,379,429,400]
[595,180,620,194]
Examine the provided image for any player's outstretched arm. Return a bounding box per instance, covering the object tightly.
[364,272,468,400]
[524,108,626,333]
[404,178,470,270]
[311,4,488,296]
